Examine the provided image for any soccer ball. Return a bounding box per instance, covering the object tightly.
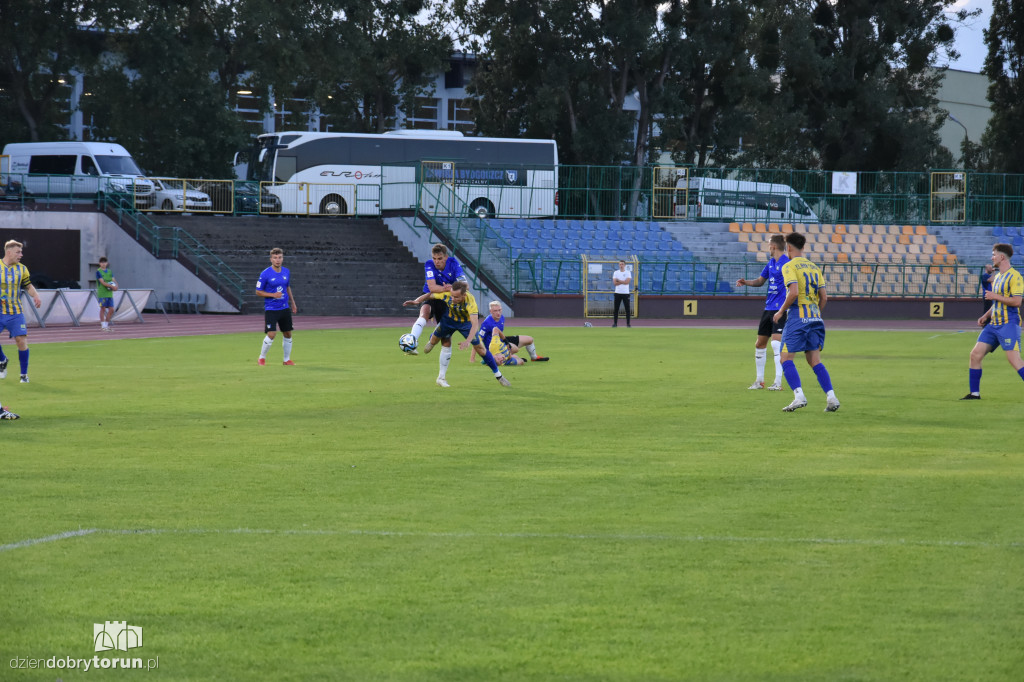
[399,333,417,353]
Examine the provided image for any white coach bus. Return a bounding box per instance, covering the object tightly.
[238,130,558,217]
[674,176,819,222]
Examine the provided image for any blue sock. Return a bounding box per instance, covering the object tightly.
[782,360,801,390]
[1018,367,1024,383]
[969,368,982,394]
[481,349,499,374]
[18,348,28,375]
[812,363,833,393]
[0,345,6,362]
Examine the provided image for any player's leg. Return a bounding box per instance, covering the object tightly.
[624,294,632,327]
[259,312,278,365]
[437,339,452,387]
[410,302,432,341]
[0,321,8,379]
[779,328,807,412]
[472,337,510,386]
[751,332,769,389]
[13,328,29,383]
[517,334,546,360]
[963,325,998,398]
[806,347,840,411]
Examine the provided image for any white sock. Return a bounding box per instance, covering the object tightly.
[411,317,427,340]
[771,340,783,382]
[826,390,837,401]
[438,346,451,379]
[282,337,293,362]
[101,321,108,329]
[793,387,806,401]
[525,342,538,359]
[754,347,767,381]
[260,335,274,359]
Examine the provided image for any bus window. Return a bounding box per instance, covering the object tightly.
[28,155,76,175]
[791,196,812,216]
[275,155,297,184]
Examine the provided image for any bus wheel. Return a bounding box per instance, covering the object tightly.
[320,195,347,216]
[469,199,495,219]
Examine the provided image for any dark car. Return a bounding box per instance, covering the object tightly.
[233,181,281,214]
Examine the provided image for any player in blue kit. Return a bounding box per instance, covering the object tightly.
[405,281,511,388]
[255,247,298,366]
[961,243,1024,399]
[736,234,789,390]
[403,244,467,355]
[772,232,841,413]
[478,300,548,365]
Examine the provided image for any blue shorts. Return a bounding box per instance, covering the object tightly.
[781,317,826,353]
[98,296,114,308]
[978,322,1021,353]
[434,319,481,344]
[0,313,28,338]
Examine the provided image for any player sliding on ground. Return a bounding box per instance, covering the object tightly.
[404,281,511,388]
[475,300,549,366]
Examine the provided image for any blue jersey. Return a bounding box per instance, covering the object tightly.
[478,313,504,347]
[423,257,466,294]
[256,266,291,311]
[761,254,789,311]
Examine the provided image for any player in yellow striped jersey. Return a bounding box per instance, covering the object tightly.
[772,232,841,413]
[961,243,1024,399]
[1,240,41,387]
[404,281,511,388]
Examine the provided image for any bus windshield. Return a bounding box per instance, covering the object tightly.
[246,136,278,182]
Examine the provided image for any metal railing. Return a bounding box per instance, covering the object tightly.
[513,257,984,299]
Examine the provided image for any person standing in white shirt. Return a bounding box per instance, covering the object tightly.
[612,260,632,328]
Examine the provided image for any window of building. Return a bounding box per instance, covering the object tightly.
[447,99,475,134]
[408,97,439,130]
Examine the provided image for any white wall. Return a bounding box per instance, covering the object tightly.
[0,210,238,313]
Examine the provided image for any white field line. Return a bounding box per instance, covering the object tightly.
[1,527,1020,553]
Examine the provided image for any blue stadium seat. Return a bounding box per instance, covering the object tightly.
[1004,226,1019,238]
[992,225,1005,238]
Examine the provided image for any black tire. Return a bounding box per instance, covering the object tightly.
[319,194,347,216]
[469,198,495,219]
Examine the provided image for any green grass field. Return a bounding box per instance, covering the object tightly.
[2,325,1022,681]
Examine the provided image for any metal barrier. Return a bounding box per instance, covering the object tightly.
[513,257,984,299]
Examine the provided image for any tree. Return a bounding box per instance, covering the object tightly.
[0,0,131,142]
[294,0,453,133]
[741,0,963,172]
[980,0,1024,172]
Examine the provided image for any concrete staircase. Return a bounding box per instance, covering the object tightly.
[148,215,424,315]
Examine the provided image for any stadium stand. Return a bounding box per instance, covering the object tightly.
[727,221,981,297]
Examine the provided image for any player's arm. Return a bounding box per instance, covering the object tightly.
[24,282,41,308]
[984,290,1023,307]
[818,286,827,312]
[736,275,767,287]
[773,282,798,322]
[287,286,297,313]
[425,280,451,294]
[404,291,435,307]
[460,314,480,351]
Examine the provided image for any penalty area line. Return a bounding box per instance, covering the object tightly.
[1,527,1021,552]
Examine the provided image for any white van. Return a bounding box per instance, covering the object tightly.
[1,141,154,208]
[674,176,818,222]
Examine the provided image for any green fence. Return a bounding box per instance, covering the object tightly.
[514,257,984,299]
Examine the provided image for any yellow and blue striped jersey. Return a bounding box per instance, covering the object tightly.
[431,291,478,323]
[781,256,825,320]
[0,262,31,315]
[989,267,1024,326]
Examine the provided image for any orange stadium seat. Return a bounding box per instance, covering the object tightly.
[729,222,741,232]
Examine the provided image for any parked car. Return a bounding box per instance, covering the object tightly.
[150,178,213,212]
[233,181,281,214]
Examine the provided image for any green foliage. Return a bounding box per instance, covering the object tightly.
[2,326,1024,680]
[981,0,1024,173]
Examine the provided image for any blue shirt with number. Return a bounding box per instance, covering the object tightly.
[423,257,466,294]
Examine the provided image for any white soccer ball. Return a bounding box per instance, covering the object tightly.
[399,333,417,352]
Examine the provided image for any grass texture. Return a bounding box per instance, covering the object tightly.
[1,325,1022,681]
